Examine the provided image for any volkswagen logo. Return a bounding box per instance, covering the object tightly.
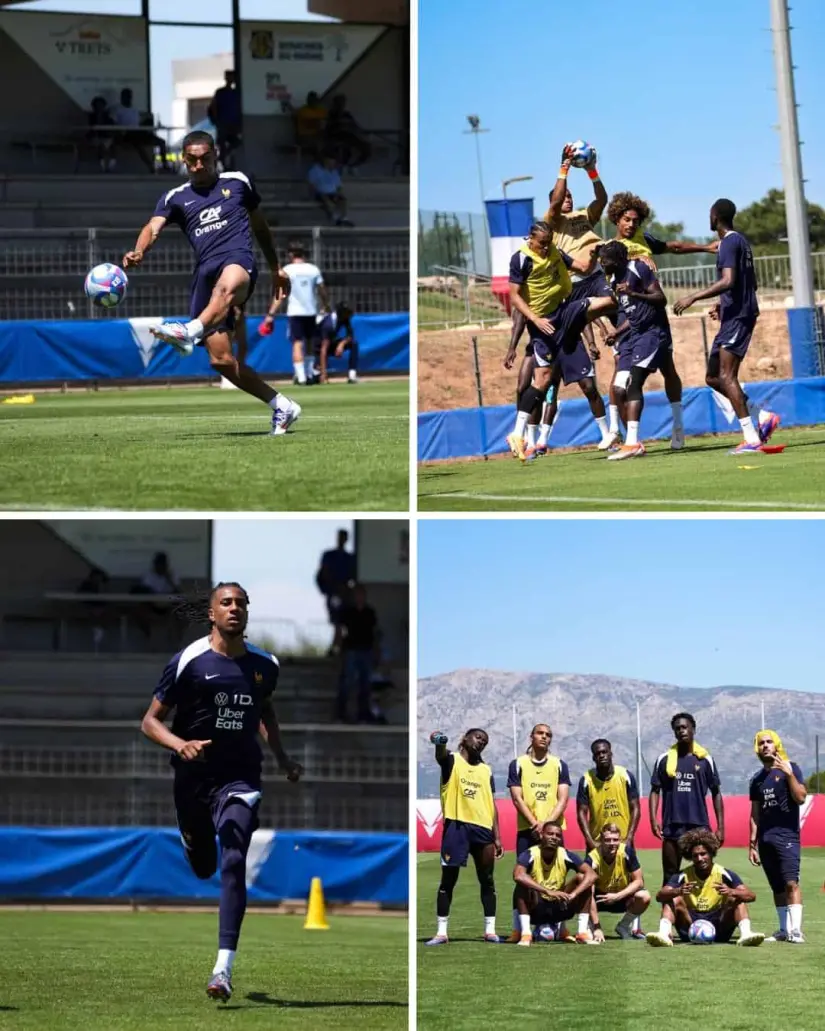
[215,692,229,706]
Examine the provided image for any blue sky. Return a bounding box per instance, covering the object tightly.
[418,519,825,691]
[419,0,825,235]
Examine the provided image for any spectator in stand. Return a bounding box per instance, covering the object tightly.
[294,91,327,160]
[336,584,381,723]
[208,70,242,171]
[323,94,371,172]
[111,88,171,173]
[88,95,115,172]
[77,566,110,649]
[139,551,181,594]
[315,529,356,652]
[307,154,354,227]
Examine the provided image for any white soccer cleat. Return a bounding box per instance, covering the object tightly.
[607,443,646,461]
[271,398,302,436]
[598,431,619,451]
[150,321,196,355]
[737,932,765,947]
[671,428,685,450]
[787,931,806,944]
[645,932,673,948]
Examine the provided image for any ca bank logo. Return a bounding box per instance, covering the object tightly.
[200,206,222,224]
[215,692,229,706]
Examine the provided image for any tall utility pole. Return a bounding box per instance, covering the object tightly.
[464,115,489,213]
[770,0,814,307]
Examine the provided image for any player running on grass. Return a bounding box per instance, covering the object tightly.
[426,728,504,945]
[584,823,650,941]
[646,829,764,947]
[123,131,301,437]
[749,729,807,943]
[512,821,597,946]
[504,724,571,941]
[673,198,780,454]
[140,582,302,1001]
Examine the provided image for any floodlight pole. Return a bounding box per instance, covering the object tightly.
[464,118,490,213]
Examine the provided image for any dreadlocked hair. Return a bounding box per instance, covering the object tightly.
[678,827,719,860]
[172,580,250,626]
[607,191,651,226]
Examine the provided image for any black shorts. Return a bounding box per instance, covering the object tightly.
[597,899,633,914]
[173,766,262,839]
[516,828,539,857]
[531,898,578,925]
[677,908,735,944]
[440,819,494,867]
[758,834,801,893]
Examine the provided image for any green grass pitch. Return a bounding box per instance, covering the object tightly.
[0,381,408,511]
[418,426,825,511]
[2,910,406,1030]
[417,848,825,1031]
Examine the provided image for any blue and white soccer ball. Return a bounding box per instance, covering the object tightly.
[688,919,716,944]
[84,263,128,308]
[535,923,557,942]
[569,139,595,169]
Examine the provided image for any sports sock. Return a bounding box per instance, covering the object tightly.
[518,913,531,935]
[537,423,551,447]
[626,421,640,447]
[577,912,589,935]
[608,405,619,434]
[671,402,684,431]
[739,415,760,445]
[631,915,642,932]
[294,361,307,384]
[776,905,788,934]
[185,318,204,339]
[618,910,635,930]
[788,903,803,934]
[738,918,752,937]
[347,369,357,382]
[484,915,496,936]
[267,396,282,411]
[304,356,315,381]
[513,411,529,437]
[212,948,236,975]
[437,916,448,937]
[595,415,608,440]
[658,918,672,938]
[525,424,538,447]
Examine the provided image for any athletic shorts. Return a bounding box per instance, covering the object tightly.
[616,327,670,374]
[570,271,618,327]
[531,897,578,925]
[556,339,596,385]
[516,828,540,857]
[677,907,735,943]
[758,833,801,893]
[663,823,710,844]
[529,299,590,368]
[596,898,634,914]
[288,315,321,345]
[711,316,757,359]
[440,819,494,867]
[173,766,262,841]
[190,252,257,334]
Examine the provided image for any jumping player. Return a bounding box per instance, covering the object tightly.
[123,131,300,436]
[512,821,597,946]
[576,738,640,852]
[262,242,329,386]
[585,823,650,941]
[318,302,359,383]
[649,713,724,885]
[646,829,764,947]
[505,220,617,460]
[749,729,807,943]
[673,198,780,454]
[598,240,675,459]
[426,728,503,945]
[139,582,303,1001]
[505,724,571,941]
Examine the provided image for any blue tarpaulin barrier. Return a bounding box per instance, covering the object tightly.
[418,377,825,462]
[0,827,408,904]
[0,313,409,383]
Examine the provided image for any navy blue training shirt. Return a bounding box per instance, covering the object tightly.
[750,762,804,839]
[716,230,759,322]
[651,750,721,832]
[611,259,671,337]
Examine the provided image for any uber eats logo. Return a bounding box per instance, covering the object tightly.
[215,692,252,730]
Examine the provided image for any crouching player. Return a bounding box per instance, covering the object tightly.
[319,302,358,383]
[585,823,649,941]
[512,821,597,945]
[646,829,764,947]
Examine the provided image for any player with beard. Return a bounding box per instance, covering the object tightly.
[426,728,504,945]
[140,582,302,1001]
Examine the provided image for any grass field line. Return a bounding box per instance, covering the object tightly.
[441,491,824,510]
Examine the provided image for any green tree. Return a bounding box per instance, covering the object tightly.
[805,770,825,794]
[418,213,471,274]
[735,188,825,256]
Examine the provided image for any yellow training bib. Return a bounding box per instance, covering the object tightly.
[587,842,634,895]
[440,752,495,830]
[514,242,572,317]
[513,753,565,830]
[524,844,575,892]
[582,765,633,839]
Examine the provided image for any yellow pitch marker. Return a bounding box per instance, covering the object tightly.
[304,876,330,930]
[1,394,35,405]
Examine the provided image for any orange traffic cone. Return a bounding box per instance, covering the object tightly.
[304,876,330,930]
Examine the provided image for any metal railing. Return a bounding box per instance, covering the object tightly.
[0,226,410,320]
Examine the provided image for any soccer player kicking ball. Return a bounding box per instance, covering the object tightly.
[646,830,764,947]
[426,729,503,945]
[749,730,807,943]
[512,821,597,946]
[123,131,301,437]
[140,582,303,1001]
[673,198,780,454]
[584,824,650,942]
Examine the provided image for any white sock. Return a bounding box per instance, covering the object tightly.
[788,903,802,934]
[671,401,684,431]
[348,369,357,382]
[537,423,551,447]
[294,361,307,384]
[514,411,529,436]
[632,915,642,932]
[518,913,531,935]
[758,408,772,423]
[740,415,760,445]
[304,356,315,380]
[738,917,752,937]
[525,424,538,447]
[437,915,448,937]
[608,404,619,434]
[212,948,235,975]
[776,905,788,933]
[484,915,496,936]
[577,912,590,934]
[595,415,609,440]
[618,910,635,929]
[658,917,672,938]
[185,318,204,340]
[626,420,639,447]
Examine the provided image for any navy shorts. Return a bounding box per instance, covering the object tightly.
[529,298,590,368]
[289,315,321,345]
[678,907,735,943]
[173,766,262,840]
[596,898,633,914]
[531,898,578,925]
[711,316,757,359]
[663,823,709,845]
[617,327,670,374]
[190,252,257,333]
[516,828,540,857]
[758,834,800,892]
[557,339,596,385]
[440,819,494,867]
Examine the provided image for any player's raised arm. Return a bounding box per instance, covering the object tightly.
[545,145,574,220]
[123,215,167,269]
[644,230,719,256]
[430,730,450,763]
[584,150,607,226]
[259,696,302,780]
